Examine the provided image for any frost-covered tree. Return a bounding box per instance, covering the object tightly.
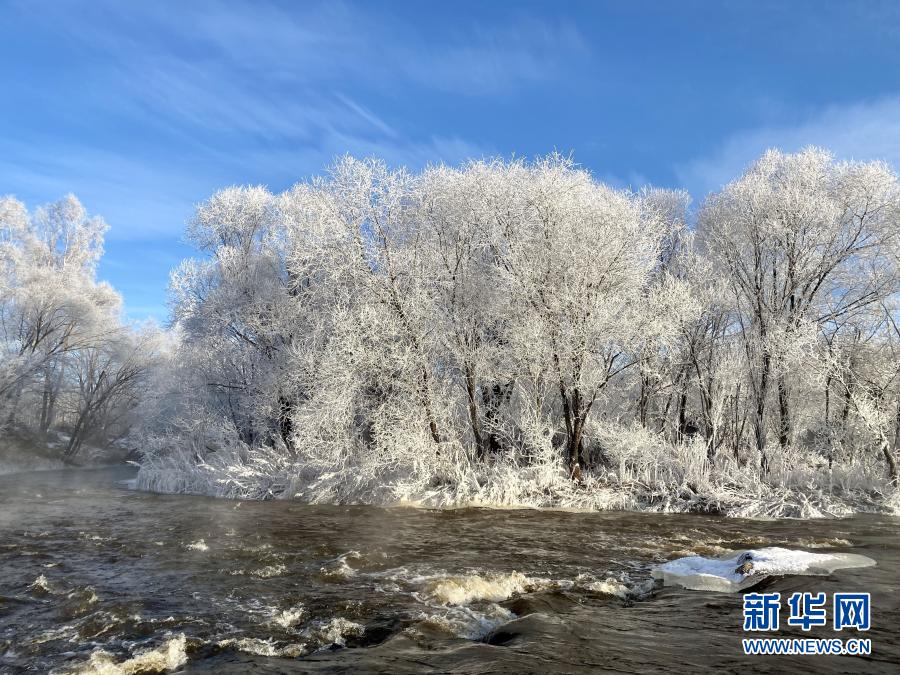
[0,194,154,458]
[699,148,900,471]
[154,157,678,474]
[171,186,297,447]
[1,195,112,418]
[417,161,515,458]
[139,149,900,515]
[488,157,673,467]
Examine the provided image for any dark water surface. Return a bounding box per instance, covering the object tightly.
[0,467,897,673]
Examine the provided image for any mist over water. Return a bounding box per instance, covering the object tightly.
[1,467,898,673]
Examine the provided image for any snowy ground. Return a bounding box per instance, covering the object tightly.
[133,439,900,520]
[0,432,127,476]
[0,436,66,475]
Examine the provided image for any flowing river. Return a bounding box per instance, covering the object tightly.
[1,467,898,673]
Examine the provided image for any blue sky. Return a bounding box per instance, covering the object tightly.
[2,0,900,322]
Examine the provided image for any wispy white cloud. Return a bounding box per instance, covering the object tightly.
[0,138,209,238]
[24,0,587,103]
[6,0,585,240]
[398,18,589,94]
[677,95,900,198]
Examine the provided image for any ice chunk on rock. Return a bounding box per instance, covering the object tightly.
[652,546,875,593]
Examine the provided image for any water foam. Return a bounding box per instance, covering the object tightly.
[251,563,287,578]
[319,558,356,580]
[218,616,361,659]
[585,578,631,599]
[78,634,188,674]
[318,551,361,581]
[414,604,516,640]
[422,571,556,605]
[28,574,52,594]
[303,617,364,649]
[218,637,306,658]
[271,604,306,629]
[404,570,565,640]
[574,572,656,599]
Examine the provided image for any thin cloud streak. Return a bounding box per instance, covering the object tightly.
[6,1,572,238]
[677,95,900,198]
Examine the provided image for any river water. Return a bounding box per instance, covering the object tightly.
[0,467,897,673]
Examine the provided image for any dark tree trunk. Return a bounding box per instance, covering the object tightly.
[638,358,651,428]
[756,350,771,474]
[881,438,898,485]
[277,394,294,448]
[662,364,687,439]
[40,387,51,433]
[419,364,441,446]
[677,387,689,439]
[840,377,854,425]
[481,383,510,456]
[463,362,484,458]
[732,383,747,464]
[560,386,587,469]
[777,373,791,449]
[64,412,90,458]
[569,420,585,468]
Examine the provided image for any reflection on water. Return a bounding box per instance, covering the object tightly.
[0,467,897,673]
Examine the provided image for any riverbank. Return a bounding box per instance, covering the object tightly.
[0,434,67,475]
[134,442,900,520]
[0,431,132,476]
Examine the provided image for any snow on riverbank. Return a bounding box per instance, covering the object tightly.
[0,432,129,476]
[652,547,877,592]
[133,441,900,519]
[0,455,66,476]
